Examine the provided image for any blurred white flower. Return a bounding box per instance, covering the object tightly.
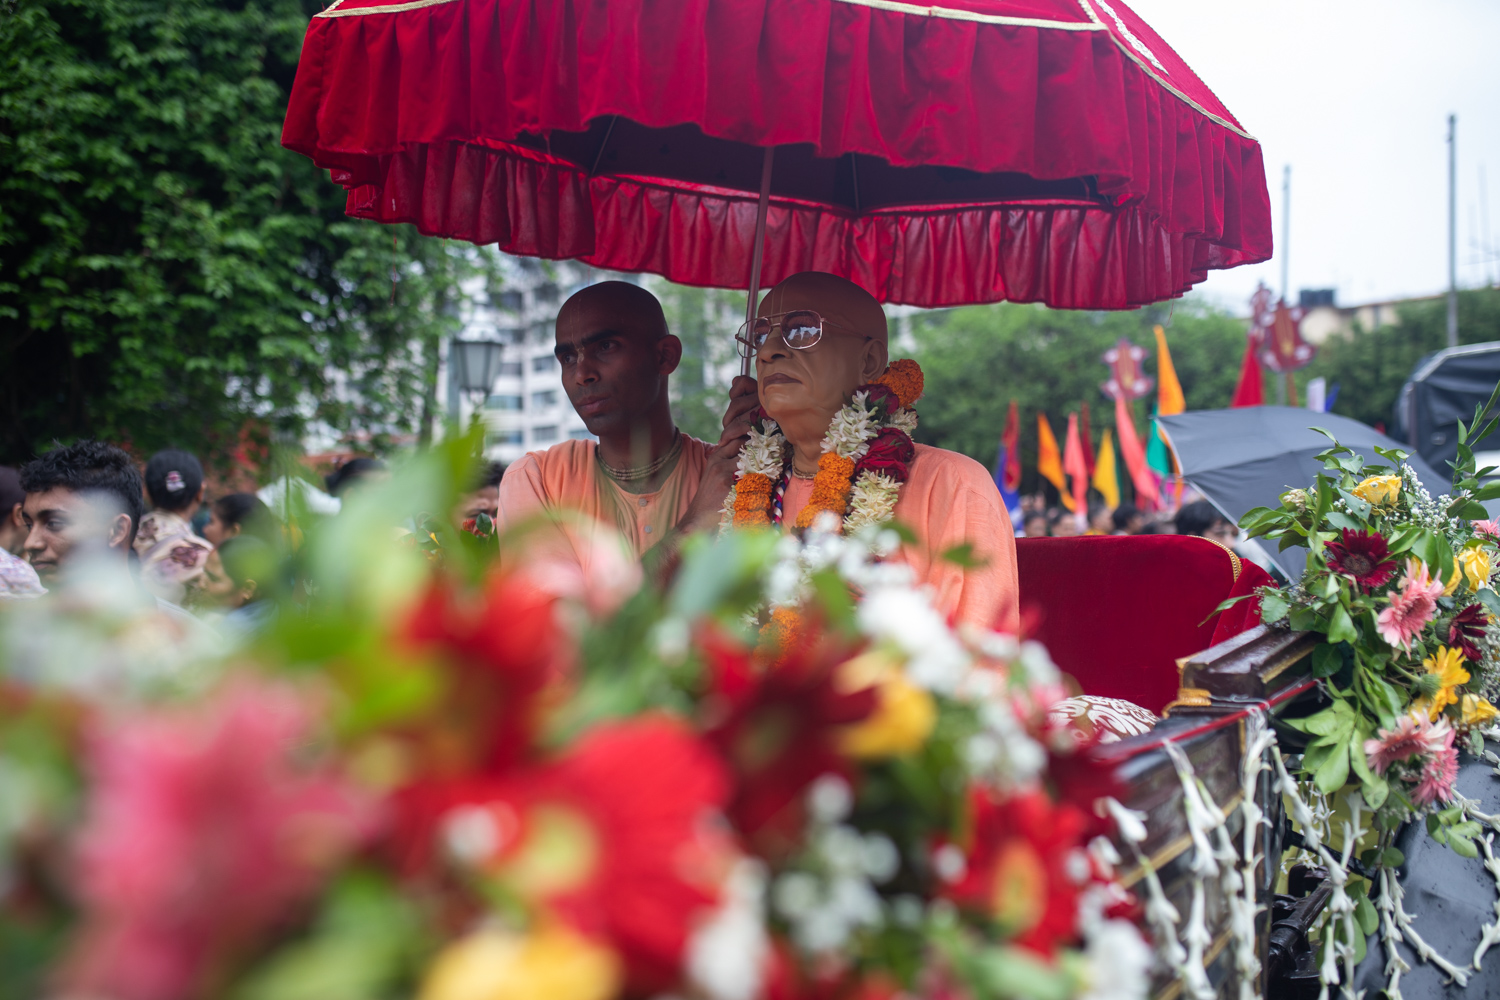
[685,858,770,1000]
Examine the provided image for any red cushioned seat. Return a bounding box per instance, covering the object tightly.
[1015,535,1271,715]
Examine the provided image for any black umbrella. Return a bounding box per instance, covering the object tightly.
[1157,407,1450,578]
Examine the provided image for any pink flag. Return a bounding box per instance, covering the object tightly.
[1063,412,1089,528]
[1114,395,1160,509]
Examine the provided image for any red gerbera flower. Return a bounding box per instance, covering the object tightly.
[700,626,876,848]
[940,786,1092,957]
[1323,529,1398,592]
[418,717,732,993]
[402,568,570,773]
[1450,604,1489,663]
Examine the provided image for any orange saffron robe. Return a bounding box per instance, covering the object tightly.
[497,437,715,565]
[781,444,1020,633]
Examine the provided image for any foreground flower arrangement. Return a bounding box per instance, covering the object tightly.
[0,441,1146,1000]
[1236,388,1500,994]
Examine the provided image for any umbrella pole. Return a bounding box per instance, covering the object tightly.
[741,146,775,377]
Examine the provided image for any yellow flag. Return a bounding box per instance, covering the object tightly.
[1036,413,1073,510]
[1154,325,1185,416]
[1092,427,1120,509]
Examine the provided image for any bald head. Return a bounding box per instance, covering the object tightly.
[758,272,887,346]
[558,280,668,343]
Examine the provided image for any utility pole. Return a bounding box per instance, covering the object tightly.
[1448,114,1459,348]
[1281,165,1291,303]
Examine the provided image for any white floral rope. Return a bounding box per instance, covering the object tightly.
[1235,714,1278,1000]
[1472,834,1500,970]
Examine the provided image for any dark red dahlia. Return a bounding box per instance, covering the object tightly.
[855,427,916,483]
[1450,603,1489,663]
[1323,528,1397,592]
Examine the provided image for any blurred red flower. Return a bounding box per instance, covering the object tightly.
[417,716,732,994]
[402,569,569,773]
[60,679,376,1000]
[940,787,1090,957]
[700,628,877,848]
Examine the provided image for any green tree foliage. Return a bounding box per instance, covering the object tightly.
[1296,288,1500,431]
[0,0,483,465]
[654,281,739,443]
[909,300,1251,495]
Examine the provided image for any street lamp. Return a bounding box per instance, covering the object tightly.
[451,337,507,398]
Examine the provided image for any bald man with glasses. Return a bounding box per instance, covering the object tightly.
[746,271,1018,632]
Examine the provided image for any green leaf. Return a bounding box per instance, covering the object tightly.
[1355,894,1379,936]
[1260,591,1290,623]
[1383,847,1406,867]
[1478,588,1500,619]
[940,543,988,569]
[1326,510,1364,531]
[1327,604,1358,644]
[1313,742,1350,793]
[1337,488,1372,520]
[1311,644,1343,679]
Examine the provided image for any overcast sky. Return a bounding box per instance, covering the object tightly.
[1127,0,1500,313]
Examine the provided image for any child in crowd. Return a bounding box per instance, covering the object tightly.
[198,535,276,638]
[203,492,274,546]
[134,449,214,604]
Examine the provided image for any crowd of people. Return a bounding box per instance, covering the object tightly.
[1019,495,1237,542]
[0,438,506,640]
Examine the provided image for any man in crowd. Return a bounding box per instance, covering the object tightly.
[19,440,145,590]
[749,271,1018,631]
[0,466,44,597]
[498,281,756,571]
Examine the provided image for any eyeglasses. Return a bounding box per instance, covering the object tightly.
[736,310,859,359]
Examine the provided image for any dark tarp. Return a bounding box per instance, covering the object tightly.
[1353,754,1500,998]
[1393,342,1500,476]
[1158,407,1448,578]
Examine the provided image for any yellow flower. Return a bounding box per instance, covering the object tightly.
[1459,545,1493,592]
[835,650,937,759]
[1421,645,1471,719]
[419,924,621,1000]
[1443,564,1462,596]
[1352,475,1402,507]
[1462,694,1498,727]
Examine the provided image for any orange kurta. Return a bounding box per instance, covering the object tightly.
[497,437,715,566]
[781,444,1019,633]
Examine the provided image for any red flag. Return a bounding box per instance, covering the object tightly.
[1079,402,1096,477]
[1114,395,1160,508]
[1231,339,1264,408]
[1063,412,1089,525]
[1001,400,1021,494]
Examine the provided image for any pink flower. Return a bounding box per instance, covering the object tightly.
[60,679,377,1000]
[1376,559,1445,651]
[1474,520,1500,539]
[1412,726,1460,807]
[1364,713,1448,776]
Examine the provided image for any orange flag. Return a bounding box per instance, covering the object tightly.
[1036,413,1073,510]
[1063,412,1089,525]
[1114,395,1159,508]
[1154,325,1185,416]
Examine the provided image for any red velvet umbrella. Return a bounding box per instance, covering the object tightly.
[283,0,1271,315]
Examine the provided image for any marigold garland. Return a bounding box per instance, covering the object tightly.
[727,361,922,537]
[794,453,857,529]
[874,358,924,409]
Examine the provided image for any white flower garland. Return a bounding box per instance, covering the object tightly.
[720,391,918,537]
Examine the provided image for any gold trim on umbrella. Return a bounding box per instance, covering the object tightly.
[1074,0,1257,141]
